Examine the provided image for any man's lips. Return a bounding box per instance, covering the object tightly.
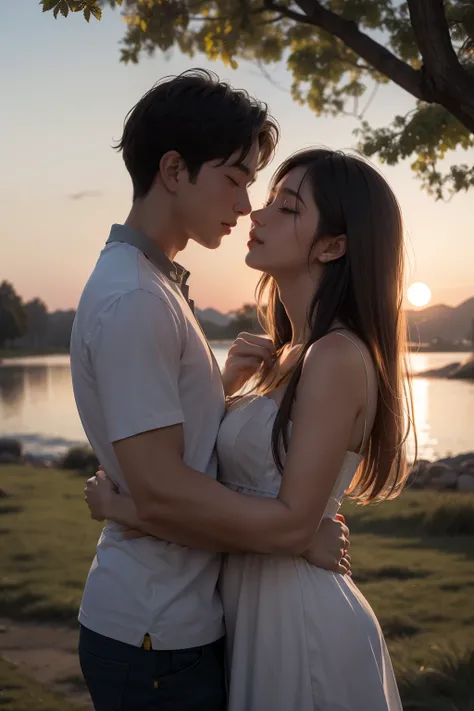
[222,221,237,230]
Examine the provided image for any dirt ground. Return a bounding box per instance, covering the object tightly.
[0,618,92,708]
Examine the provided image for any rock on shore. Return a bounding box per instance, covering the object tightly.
[416,357,474,380]
[408,452,474,492]
[2,437,473,493]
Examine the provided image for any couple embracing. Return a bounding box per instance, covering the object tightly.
[71,68,412,711]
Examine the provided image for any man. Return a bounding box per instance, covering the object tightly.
[71,69,349,711]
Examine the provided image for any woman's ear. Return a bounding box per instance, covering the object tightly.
[317,234,346,263]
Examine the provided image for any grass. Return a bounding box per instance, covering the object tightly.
[0,466,102,625]
[0,657,79,711]
[1,466,474,709]
[341,493,474,709]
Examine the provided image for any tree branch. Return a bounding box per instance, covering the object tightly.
[265,0,425,100]
[265,0,474,134]
[263,1,308,24]
[407,0,459,78]
[407,0,474,131]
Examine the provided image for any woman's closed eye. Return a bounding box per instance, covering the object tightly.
[264,195,298,214]
[278,198,299,215]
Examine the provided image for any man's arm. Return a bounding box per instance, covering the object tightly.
[92,294,357,557]
[90,289,309,555]
[86,470,351,572]
[113,425,308,555]
[109,339,360,556]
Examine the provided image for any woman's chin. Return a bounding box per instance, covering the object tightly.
[244,249,266,271]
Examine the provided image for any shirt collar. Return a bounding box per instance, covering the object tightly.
[106,224,190,289]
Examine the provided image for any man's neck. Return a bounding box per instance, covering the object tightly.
[125,202,187,262]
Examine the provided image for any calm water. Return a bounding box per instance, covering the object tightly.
[0,348,472,461]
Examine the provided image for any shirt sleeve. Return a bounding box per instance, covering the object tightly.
[89,289,185,442]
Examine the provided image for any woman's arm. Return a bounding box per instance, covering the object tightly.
[87,475,351,572]
[90,479,224,551]
[87,334,361,558]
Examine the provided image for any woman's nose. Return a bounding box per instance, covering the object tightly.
[250,208,264,226]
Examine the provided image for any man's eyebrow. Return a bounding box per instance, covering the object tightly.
[229,162,256,186]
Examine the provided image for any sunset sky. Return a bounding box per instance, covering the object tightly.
[2,1,473,313]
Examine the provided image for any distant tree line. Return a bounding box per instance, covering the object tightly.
[0,281,75,352]
[3,281,470,352]
[0,281,262,352]
[200,303,263,340]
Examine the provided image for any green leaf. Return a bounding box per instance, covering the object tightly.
[69,1,87,11]
[41,0,60,12]
[36,0,474,197]
[59,0,69,17]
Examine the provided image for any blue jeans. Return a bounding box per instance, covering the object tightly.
[78,625,226,711]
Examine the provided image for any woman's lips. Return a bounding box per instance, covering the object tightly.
[248,228,264,248]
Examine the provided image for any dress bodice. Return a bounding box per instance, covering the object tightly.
[216,394,363,518]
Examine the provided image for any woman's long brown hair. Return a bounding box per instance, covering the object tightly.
[249,149,416,503]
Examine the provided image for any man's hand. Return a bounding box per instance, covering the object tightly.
[222,332,276,397]
[84,468,118,521]
[303,514,351,575]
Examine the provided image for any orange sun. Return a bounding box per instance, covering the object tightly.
[407,282,432,308]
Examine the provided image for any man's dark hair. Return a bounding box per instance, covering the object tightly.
[116,69,279,200]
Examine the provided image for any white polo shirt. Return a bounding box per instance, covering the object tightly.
[70,226,226,650]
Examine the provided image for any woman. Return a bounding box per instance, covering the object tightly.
[87,148,413,710]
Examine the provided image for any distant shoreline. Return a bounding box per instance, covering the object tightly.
[1,343,472,361]
[407,344,472,353]
[0,348,69,361]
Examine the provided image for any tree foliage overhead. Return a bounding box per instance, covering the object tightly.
[40,0,474,199]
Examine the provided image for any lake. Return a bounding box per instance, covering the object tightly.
[0,348,472,462]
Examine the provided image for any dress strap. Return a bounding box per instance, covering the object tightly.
[332,331,370,454]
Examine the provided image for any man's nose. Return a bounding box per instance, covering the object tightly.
[235,190,252,217]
